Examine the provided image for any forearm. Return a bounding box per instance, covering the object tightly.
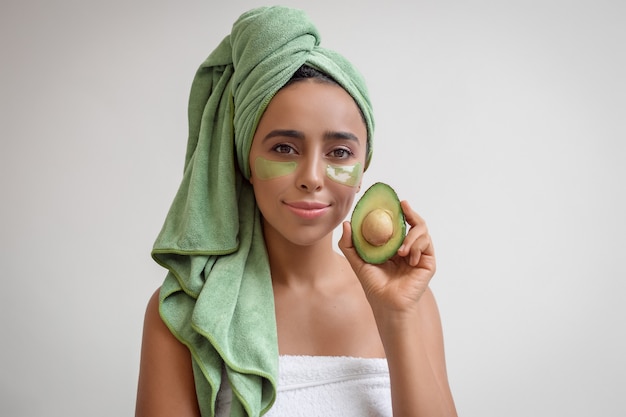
[380,319,453,416]
[374,291,457,417]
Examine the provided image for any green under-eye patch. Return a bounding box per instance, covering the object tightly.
[254,157,297,179]
[326,163,363,187]
[254,157,362,187]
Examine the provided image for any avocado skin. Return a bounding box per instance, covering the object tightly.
[351,182,406,264]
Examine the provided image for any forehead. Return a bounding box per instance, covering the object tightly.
[254,80,367,142]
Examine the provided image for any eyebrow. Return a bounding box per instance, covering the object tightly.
[262,129,361,143]
[262,129,304,142]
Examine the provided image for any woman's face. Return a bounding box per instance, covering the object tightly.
[249,79,368,247]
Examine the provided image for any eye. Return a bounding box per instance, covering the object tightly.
[328,147,354,159]
[272,143,297,155]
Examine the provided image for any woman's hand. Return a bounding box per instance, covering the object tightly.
[338,200,436,316]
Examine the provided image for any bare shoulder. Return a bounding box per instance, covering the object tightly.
[141,289,171,341]
[140,289,184,356]
[135,288,200,417]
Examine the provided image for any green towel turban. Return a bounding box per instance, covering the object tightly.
[151,6,375,417]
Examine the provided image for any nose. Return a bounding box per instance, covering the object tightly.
[296,155,324,192]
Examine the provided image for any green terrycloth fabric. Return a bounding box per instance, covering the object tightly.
[151,6,374,417]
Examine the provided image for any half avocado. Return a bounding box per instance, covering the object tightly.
[351,182,406,264]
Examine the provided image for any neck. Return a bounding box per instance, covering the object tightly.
[262,223,343,289]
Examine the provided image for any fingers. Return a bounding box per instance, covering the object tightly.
[401,200,425,228]
[397,201,435,268]
[341,201,435,271]
[338,221,366,272]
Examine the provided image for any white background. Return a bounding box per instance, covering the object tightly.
[1,0,624,416]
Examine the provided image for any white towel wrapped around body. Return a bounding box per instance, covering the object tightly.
[216,355,392,416]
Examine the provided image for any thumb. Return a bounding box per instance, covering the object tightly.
[338,221,366,273]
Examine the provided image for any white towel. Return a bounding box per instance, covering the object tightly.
[216,355,392,416]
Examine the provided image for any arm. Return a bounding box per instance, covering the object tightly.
[135,289,201,417]
[375,287,457,417]
[339,201,457,417]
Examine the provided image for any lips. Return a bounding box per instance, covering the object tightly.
[284,201,330,219]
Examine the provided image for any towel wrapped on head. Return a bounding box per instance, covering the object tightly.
[151,6,375,416]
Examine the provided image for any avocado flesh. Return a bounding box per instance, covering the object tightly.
[351,182,406,264]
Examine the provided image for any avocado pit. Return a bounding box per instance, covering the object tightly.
[351,182,406,264]
[361,208,394,247]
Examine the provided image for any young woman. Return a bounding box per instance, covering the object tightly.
[136,6,456,417]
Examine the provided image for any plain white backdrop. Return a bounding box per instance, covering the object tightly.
[1,0,624,415]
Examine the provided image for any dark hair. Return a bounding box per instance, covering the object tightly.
[284,65,339,87]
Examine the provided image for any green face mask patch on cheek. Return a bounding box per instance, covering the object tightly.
[254,157,297,180]
[326,163,363,187]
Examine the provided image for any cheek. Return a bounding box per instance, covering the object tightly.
[326,162,363,187]
[333,186,359,221]
[253,157,297,180]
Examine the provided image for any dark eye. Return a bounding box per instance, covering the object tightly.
[329,148,353,159]
[273,144,296,154]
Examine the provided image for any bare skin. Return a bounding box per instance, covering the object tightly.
[136,290,200,417]
[265,221,385,359]
[136,80,457,416]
